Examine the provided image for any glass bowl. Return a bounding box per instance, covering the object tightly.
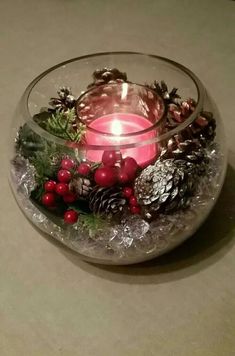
[9,52,227,265]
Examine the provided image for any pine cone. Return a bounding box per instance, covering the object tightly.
[134,159,197,219]
[69,176,92,197]
[186,111,216,146]
[167,99,196,129]
[166,100,216,146]
[150,80,181,105]
[87,68,128,88]
[49,153,63,172]
[160,136,208,175]
[89,186,126,216]
[49,87,76,112]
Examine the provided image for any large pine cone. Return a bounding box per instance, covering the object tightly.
[69,176,92,197]
[89,186,126,215]
[134,159,197,219]
[87,68,128,88]
[49,87,76,112]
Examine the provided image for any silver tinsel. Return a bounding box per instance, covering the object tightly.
[11,155,37,196]
[10,144,225,264]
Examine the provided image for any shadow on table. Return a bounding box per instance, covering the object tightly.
[61,164,235,284]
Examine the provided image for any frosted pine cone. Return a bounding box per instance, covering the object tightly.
[69,176,92,197]
[187,111,216,146]
[160,137,208,175]
[167,101,216,146]
[134,159,196,219]
[49,87,76,112]
[87,68,128,88]
[149,80,181,105]
[89,186,126,216]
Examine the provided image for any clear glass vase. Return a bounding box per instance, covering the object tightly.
[9,52,227,264]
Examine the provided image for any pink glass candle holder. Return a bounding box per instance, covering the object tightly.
[76,83,165,167]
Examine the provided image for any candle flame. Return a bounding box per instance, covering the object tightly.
[121,82,128,100]
[111,119,122,135]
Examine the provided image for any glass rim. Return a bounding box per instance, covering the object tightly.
[22,51,205,151]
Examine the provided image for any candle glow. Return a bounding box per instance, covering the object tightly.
[86,113,158,167]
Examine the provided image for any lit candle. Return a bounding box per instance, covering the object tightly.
[77,82,164,167]
[85,112,158,167]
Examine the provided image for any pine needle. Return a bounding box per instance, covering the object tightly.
[46,108,86,142]
[79,214,109,237]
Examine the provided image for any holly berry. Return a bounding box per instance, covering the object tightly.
[57,169,72,183]
[55,183,69,196]
[122,157,138,175]
[77,162,91,176]
[61,158,75,170]
[129,195,138,206]
[44,180,56,192]
[122,187,134,198]
[64,210,79,224]
[117,168,129,185]
[42,192,56,207]
[63,192,77,203]
[102,150,121,166]
[130,205,141,214]
[94,166,117,187]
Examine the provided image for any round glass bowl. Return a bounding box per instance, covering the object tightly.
[9,52,227,265]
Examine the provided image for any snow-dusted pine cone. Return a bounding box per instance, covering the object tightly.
[69,176,92,197]
[166,99,216,146]
[49,87,76,112]
[160,137,208,175]
[186,111,216,146]
[89,186,126,216]
[87,68,128,88]
[149,80,181,105]
[134,159,197,219]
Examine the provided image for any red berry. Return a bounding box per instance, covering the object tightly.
[94,166,117,187]
[122,187,134,198]
[129,195,138,206]
[55,183,69,196]
[117,168,130,184]
[61,158,75,170]
[42,192,56,207]
[44,180,56,192]
[64,210,79,224]
[57,169,72,183]
[77,162,91,176]
[102,150,121,166]
[122,157,138,175]
[130,205,141,214]
[63,192,77,203]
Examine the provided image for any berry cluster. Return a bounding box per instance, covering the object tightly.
[95,150,138,187]
[41,151,142,225]
[95,150,141,215]
[122,187,141,214]
[41,158,92,224]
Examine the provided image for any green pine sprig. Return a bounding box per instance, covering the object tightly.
[69,202,109,237]
[15,124,45,159]
[79,214,109,237]
[31,142,61,178]
[46,108,86,142]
